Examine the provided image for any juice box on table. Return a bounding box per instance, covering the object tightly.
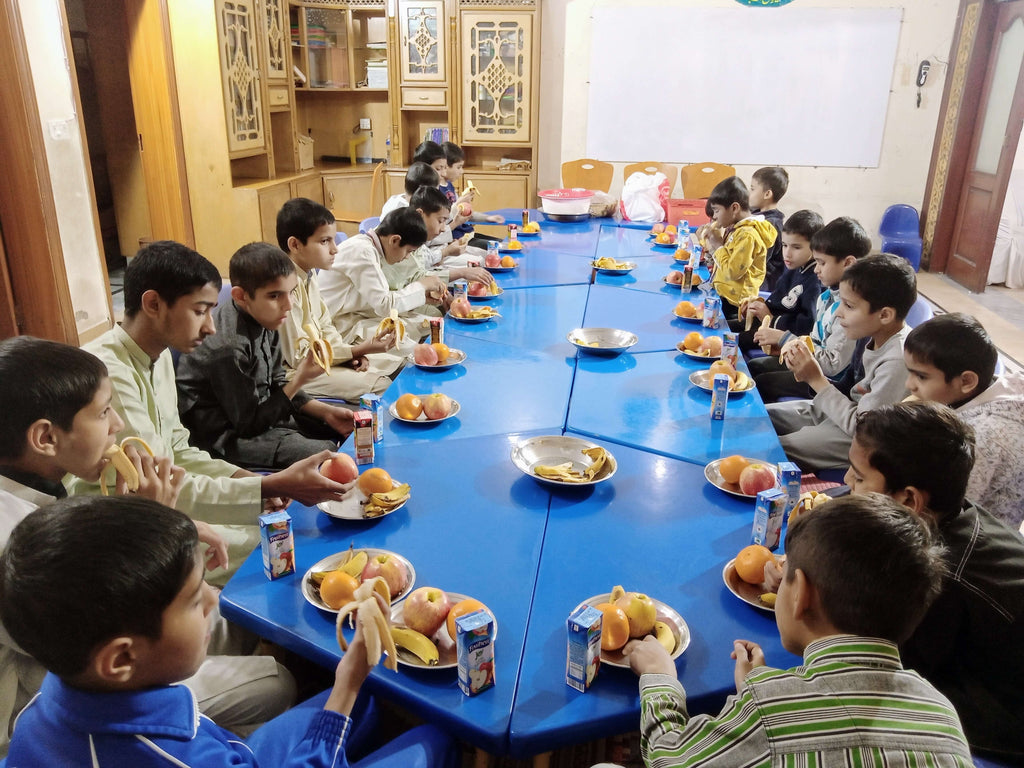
[752,487,787,551]
[359,393,384,443]
[259,511,295,580]
[353,410,374,464]
[566,604,603,692]
[777,461,802,517]
[457,610,495,696]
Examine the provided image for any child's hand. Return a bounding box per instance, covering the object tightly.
[753,325,785,348]
[419,275,448,304]
[783,339,827,390]
[451,212,471,228]
[294,347,327,383]
[745,301,769,322]
[485,214,504,224]
[195,521,230,572]
[120,445,185,510]
[263,450,351,505]
[762,559,783,592]
[348,355,369,372]
[371,326,398,351]
[442,241,466,258]
[704,225,724,251]
[325,612,372,717]
[323,405,355,437]
[460,266,494,286]
[731,640,766,693]
[622,635,677,678]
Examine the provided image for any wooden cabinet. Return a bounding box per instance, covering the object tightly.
[397,0,447,83]
[216,0,266,155]
[460,11,532,144]
[258,182,293,244]
[323,173,375,223]
[464,171,529,213]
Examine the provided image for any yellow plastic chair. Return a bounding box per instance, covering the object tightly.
[561,158,614,193]
[623,162,678,197]
[680,162,736,199]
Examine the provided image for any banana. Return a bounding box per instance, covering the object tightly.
[653,621,675,654]
[339,550,369,578]
[610,585,626,603]
[464,178,479,199]
[391,626,440,666]
[489,280,500,296]
[335,576,399,672]
[731,371,750,392]
[100,436,156,495]
[759,593,777,608]
[299,322,333,375]
[376,310,406,342]
[802,335,815,353]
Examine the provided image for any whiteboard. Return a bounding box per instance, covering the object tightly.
[586,6,902,168]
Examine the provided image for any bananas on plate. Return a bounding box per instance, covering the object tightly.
[591,257,631,270]
[362,483,411,518]
[391,626,439,665]
[100,436,156,495]
[534,446,609,483]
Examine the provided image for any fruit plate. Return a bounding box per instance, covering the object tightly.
[498,244,525,254]
[446,311,501,324]
[408,348,466,370]
[689,370,754,395]
[510,435,617,487]
[485,262,517,272]
[302,548,416,614]
[567,327,638,355]
[516,230,541,238]
[723,559,780,613]
[704,457,779,499]
[317,479,411,520]
[468,286,504,302]
[672,306,704,323]
[388,399,461,424]
[663,275,703,290]
[590,261,637,276]
[646,235,679,249]
[389,591,498,670]
[678,347,721,362]
[575,593,690,668]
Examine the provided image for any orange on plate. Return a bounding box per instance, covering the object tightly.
[718,455,750,485]
[675,300,696,318]
[431,343,450,364]
[709,360,737,382]
[395,393,423,420]
[682,331,703,351]
[735,545,777,585]
[320,571,360,610]
[500,255,516,267]
[596,602,630,651]
[358,468,393,496]
[446,597,488,640]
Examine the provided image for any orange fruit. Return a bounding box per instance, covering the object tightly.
[358,467,393,495]
[665,224,677,234]
[395,393,423,420]
[682,331,703,351]
[431,343,450,364]
[506,240,523,250]
[320,571,360,610]
[675,300,696,318]
[709,360,737,382]
[446,597,488,640]
[655,232,672,244]
[596,602,630,651]
[718,455,750,485]
[500,255,515,267]
[735,545,777,585]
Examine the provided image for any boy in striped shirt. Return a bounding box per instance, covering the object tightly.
[619,494,972,768]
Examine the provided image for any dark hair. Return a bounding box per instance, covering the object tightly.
[441,141,465,165]
[840,252,917,319]
[0,337,108,461]
[276,197,335,252]
[229,242,297,297]
[124,241,221,318]
[781,209,824,241]
[854,402,975,521]
[905,313,998,391]
[376,207,429,248]
[0,496,198,678]
[810,216,872,260]
[412,140,446,167]
[403,162,441,196]
[752,166,789,203]
[707,176,750,211]
[409,185,451,215]
[785,493,946,643]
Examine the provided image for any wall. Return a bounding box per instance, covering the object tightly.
[539,0,961,243]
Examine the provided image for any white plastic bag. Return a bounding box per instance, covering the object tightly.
[621,172,668,223]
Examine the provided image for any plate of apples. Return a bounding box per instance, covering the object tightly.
[389,393,459,424]
[388,588,496,669]
[303,546,415,613]
[703,455,778,499]
[317,458,411,520]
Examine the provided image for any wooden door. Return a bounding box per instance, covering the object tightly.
[461,12,532,143]
[948,1,1024,292]
[398,0,446,84]
[0,224,17,339]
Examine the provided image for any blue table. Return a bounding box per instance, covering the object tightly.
[582,284,717,354]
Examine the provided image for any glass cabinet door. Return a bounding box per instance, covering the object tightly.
[216,0,266,152]
[263,0,289,82]
[461,12,531,142]
[304,7,349,89]
[398,0,446,83]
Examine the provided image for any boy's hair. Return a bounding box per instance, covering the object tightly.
[412,140,445,167]
[905,313,998,391]
[276,197,335,252]
[781,209,824,241]
[441,141,465,165]
[0,496,198,678]
[854,401,975,521]
[376,207,429,248]
[840,252,917,320]
[785,493,946,643]
[404,162,441,196]
[229,242,297,297]
[409,185,451,215]
[0,337,108,461]
[707,176,750,211]
[124,241,221,318]
[810,216,872,260]
[752,166,789,203]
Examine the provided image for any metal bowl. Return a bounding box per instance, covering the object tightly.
[510,435,617,487]
[567,327,638,355]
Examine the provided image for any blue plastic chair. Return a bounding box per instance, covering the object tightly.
[359,216,379,234]
[879,204,923,271]
[334,231,348,245]
[905,297,934,329]
[884,238,923,272]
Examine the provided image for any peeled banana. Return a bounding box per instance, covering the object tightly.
[376,309,406,342]
[391,626,439,666]
[100,436,155,495]
[299,322,333,375]
[335,576,399,672]
[730,371,751,392]
[653,621,676,654]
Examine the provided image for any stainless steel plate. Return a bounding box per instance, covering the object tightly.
[567,327,638,355]
[510,435,617,486]
[574,593,690,668]
[302,548,416,613]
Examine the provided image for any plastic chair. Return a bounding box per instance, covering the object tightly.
[359,216,380,234]
[905,297,934,329]
[623,162,678,196]
[883,238,923,272]
[680,162,736,199]
[561,158,614,193]
[879,204,923,271]
[334,231,348,245]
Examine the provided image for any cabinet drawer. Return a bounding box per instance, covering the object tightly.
[267,85,290,109]
[401,87,447,108]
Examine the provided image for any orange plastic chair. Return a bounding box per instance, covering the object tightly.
[561,158,614,193]
[623,162,678,197]
[680,162,736,199]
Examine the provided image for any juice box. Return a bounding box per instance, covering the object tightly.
[359,394,384,443]
[353,410,374,465]
[721,332,739,368]
[752,487,787,551]
[777,461,802,517]
[702,296,721,329]
[710,373,729,420]
[259,510,295,580]
[429,317,444,345]
[456,609,495,696]
[566,604,603,692]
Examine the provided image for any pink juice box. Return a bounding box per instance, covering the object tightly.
[751,487,787,551]
[777,461,802,517]
[259,511,295,580]
[457,609,495,696]
[721,332,739,368]
[566,604,603,692]
[702,296,721,329]
[710,373,729,420]
[359,393,384,443]
[353,410,374,465]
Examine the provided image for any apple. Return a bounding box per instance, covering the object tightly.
[666,270,683,285]
[361,554,408,600]
[402,586,451,637]
[421,393,452,420]
[708,360,737,382]
[468,281,488,297]
[457,202,473,217]
[651,223,666,234]
[413,343,438,365]
[739,463,777,496]
[320,452,358,483]
[614,591,657,638]
[450,297,472,318]
[699,336,722,357]
[484,251,501,268]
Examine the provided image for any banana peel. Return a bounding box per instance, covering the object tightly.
[298,323,334,375]
[335,576,399,672]
[533,446,609,483]
[309,546,368,586]
[376,309,406,341]
[789,490,830,523]
[100,436,156,495]
[592,257,631,270]
[362,483,411,518]
[456,306,500,320]
[728,371,752,392]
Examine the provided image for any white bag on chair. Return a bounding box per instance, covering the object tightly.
[621,171,668,223]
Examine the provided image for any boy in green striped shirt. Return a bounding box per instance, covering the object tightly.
[619,494,973,768]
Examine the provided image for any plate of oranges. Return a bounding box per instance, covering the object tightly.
[486,256,518,271]
[704,455,779,499]
[676,331,721,360]
[409,346,466,371]
[723,545,783,612]
[672,300,703,323]
[389,593,495,670]
[317,468,411,521]
[389,393,461,424]
[498,242,525,254]
[575,587,690,668]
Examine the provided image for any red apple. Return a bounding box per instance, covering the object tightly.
[468,281,488,297]
[651,223,666,234]
[484,251,501,268]
[402,586,451,637]
[739,463,776,495]
[666,270,683,285]
[450,297,472,318]
[320,453,358,483]
[413,343,438,365]
[421,393,452,420]
[361,554,408,600]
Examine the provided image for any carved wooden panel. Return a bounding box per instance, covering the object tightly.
[217,0,265,152]
[461,12,531,142]
[398,1,446,83]
[264,0,288,82]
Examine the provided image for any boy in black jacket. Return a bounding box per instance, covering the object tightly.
[749,166,789,290]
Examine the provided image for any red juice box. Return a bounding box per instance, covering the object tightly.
[259,510,295,580]
[359,393,384,443]
[429,317,444,345]
[353,410,374,464]
[566,604,603,692]
[752,488,787,551]
[777,461,802,518]
[710,373,729,420]
[456,609,495,696]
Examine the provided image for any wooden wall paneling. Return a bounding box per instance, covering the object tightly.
[0,223,18,339]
